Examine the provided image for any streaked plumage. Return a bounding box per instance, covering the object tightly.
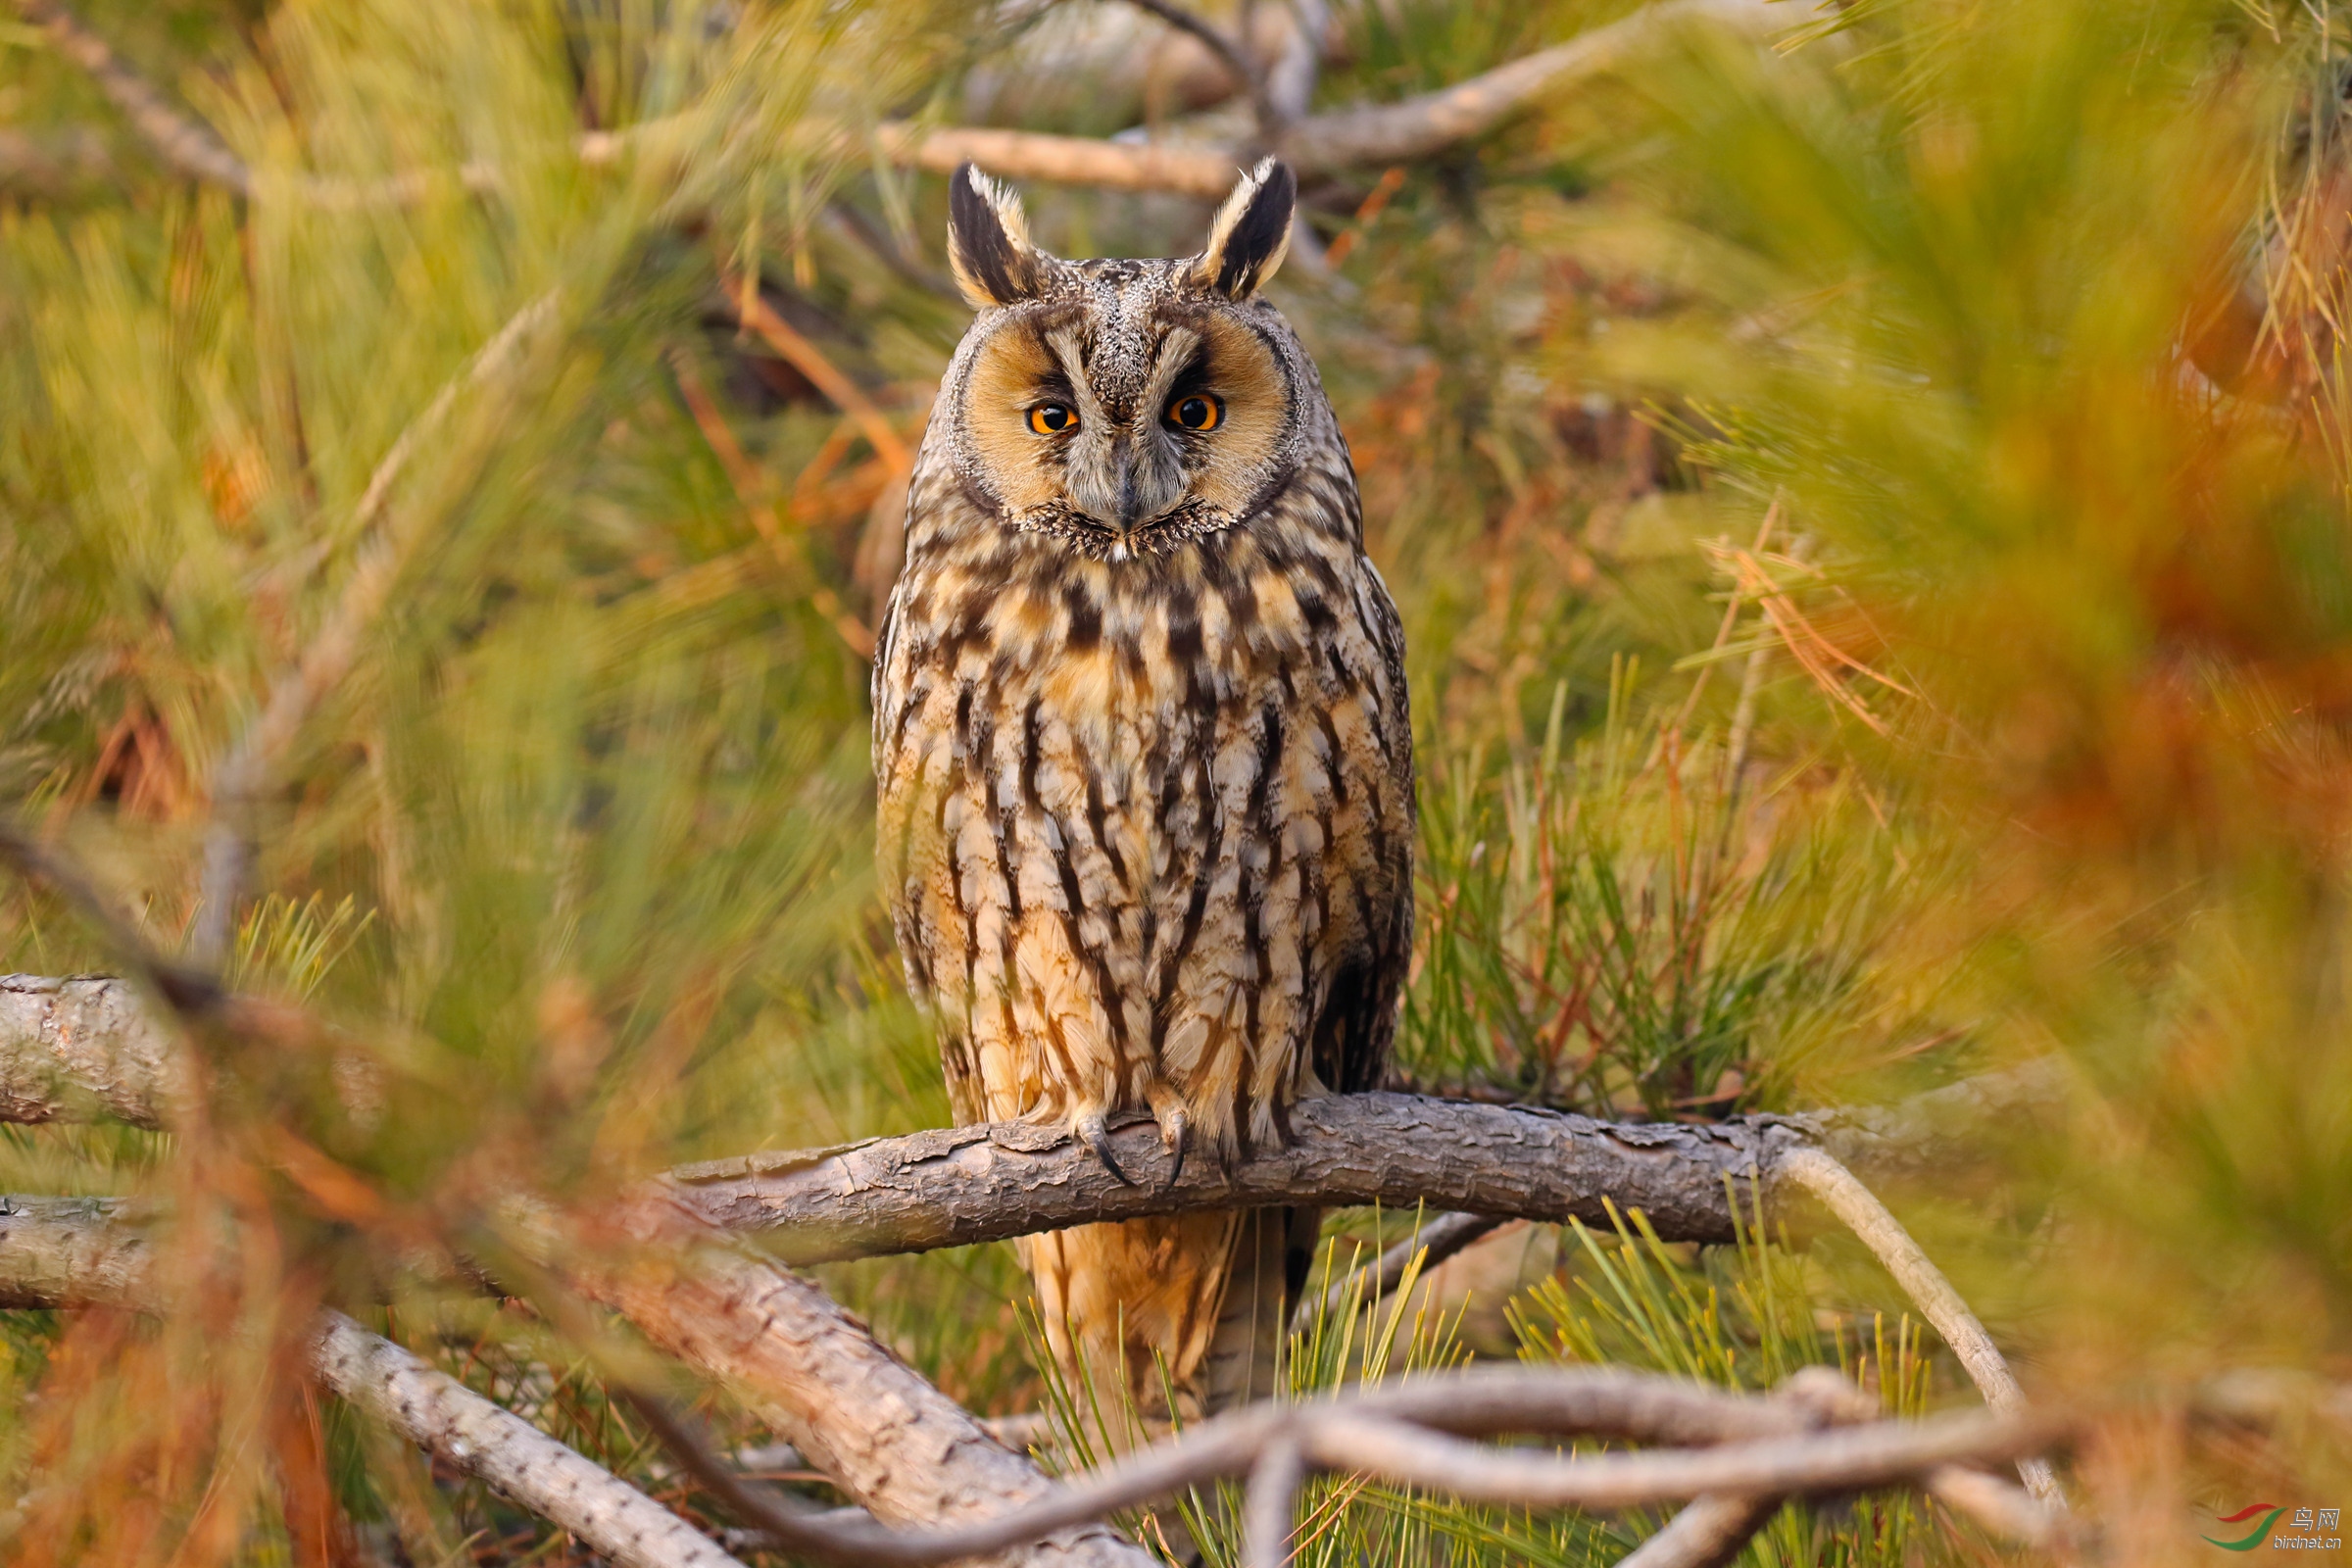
[872,160,1414,1418]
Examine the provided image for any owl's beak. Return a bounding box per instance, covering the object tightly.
[1067,427,1186,536]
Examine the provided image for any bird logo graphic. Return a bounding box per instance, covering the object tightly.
[2204,1503,2284,1550]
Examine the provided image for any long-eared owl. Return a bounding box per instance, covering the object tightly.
[872,160,1414,1418]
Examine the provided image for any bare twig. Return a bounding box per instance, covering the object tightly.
[10,0,250,194]
[313,1312,756,1568]
[1268,0,1330,127]
[874,122,1238,198]
[1774,1146,2065,1507]
[1121,0,1278,138]
[1617,1494,1780,1568]
[1295,1209,1506,1333]
[1241,1436,1306,1568]
[728,280,910,473]
[191,291,562,962]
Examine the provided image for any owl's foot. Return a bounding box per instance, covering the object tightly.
[1074,1111,1134,1186]
[1145,1082,1191,1191]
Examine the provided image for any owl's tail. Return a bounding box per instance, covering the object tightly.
[1022,1207,1319,1441]
[1199,1206,1319,1414]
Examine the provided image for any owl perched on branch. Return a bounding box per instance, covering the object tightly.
[872,159,1415,1418]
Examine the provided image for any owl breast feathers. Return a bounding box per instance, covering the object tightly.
[871,160,1413,1413]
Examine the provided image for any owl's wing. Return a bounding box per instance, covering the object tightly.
[1312,561,1415,1097]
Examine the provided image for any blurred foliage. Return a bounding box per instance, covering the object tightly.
[4,0,2352,1559]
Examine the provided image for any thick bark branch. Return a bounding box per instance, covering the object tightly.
[531,1195,1159,1567]
[668,1093,1800,1257]
[0,977,180,1128]
[0,968,2062,1257]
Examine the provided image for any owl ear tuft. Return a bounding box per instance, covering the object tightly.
[1190,158,1296,299]
[948,163,1052,309]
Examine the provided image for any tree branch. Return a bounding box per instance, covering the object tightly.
[1274,0,1773,175]
[1617,1494,1780,1568]
[0,1201,755,1568]
[0,970,2065,1259]
[661,1089,1914,1258]
[1119,0,1278,139]
[0,975,183,1128]
[10,0,250,194]
[312,1311,757,1568]
[1295,1209,1506,1333]
[531,1195,1160,1567]
[17,0,1787,210]
[1774,1147,2065,1507]
[0,1198,2075,1562]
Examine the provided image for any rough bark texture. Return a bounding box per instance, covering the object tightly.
[558,1195,1159,1568]
[312,1310,754,1568]
[0,1195,146,1306]
[662,1063,2063,1258]
[0,974,182,1127]
[665,1093,1800,1257]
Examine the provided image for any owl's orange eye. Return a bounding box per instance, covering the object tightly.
[1028,403,1077,435]
[1166,394,1223,432]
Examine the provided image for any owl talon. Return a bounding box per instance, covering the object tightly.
[1077,1112,1134,1186]
[1156,1104,1190,1191]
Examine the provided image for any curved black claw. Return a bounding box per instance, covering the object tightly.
[1156,1105,1191,1192]
[1077,1111,1134,1186]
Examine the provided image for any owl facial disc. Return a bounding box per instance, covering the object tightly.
[939,161,1315,561]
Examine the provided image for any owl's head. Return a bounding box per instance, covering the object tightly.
[929,159,1332,561]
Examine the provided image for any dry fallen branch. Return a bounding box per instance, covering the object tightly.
[0,975,183,1128]
[1617,1493,1781,1568]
